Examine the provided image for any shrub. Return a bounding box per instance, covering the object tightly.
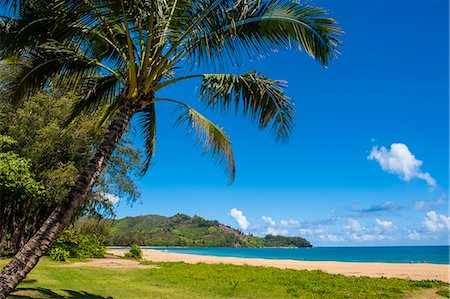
[49,247,70,261]
[0,250,15,258]
[436,289,450,298]
[124,245,142,260]
[49,227,106,261]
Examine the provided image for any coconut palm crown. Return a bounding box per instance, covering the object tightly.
[0,0,341,182]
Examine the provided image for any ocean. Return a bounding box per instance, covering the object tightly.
[145,246,450,264]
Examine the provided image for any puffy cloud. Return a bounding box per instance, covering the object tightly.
[407,230,422,240]
[319,234,344,242]
[414,195,446,210]
[344,218,363,233]
[368,143,436,187]
[375,219,397,232]
[350,234,387,242]
[230,208,249,230]
[280,219,300,227]
[265,227,289,236]
[262,216,276,226]
[299,228,326,236]
[100,192,121,205]
[422,211,450,233]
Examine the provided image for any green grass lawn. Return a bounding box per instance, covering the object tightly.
[1,258,448,298]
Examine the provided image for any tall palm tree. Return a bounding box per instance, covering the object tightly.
[0,0,341,296]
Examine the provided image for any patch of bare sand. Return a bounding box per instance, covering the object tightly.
[108,249,450,283]
[63,257,158,269]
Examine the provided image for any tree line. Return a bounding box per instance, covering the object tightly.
[0,66,142,254]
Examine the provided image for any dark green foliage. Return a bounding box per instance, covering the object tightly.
[0,76,143,252]
[75,218,111,244]
[49,227,106,261]
[437,289,450,298]
[124,245,142,260]
[0,87,142,209]
[0,250,14,258]
[263,235,312,248]
[108,214,311,248]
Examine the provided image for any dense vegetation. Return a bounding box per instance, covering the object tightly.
[108,214,312,248]
[2,258,448,298]
[49,227,106,261]
[0,84,142,254]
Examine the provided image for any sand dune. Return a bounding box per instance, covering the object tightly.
[109,249,450,283]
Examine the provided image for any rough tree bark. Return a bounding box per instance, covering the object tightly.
[0,100,139,298]
[0,200,12,251]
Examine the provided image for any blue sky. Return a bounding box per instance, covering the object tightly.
[113,0,449,246]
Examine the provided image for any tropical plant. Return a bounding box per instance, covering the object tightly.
[0,135,46,250]
[124,244,143,260]
[0,0,341,296]
[49,226,106,261]
[0,83,142,254]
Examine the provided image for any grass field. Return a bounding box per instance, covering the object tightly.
[1,258,448,298]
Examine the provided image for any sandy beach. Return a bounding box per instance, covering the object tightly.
[108,249,450,283]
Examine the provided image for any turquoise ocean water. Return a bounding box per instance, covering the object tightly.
[143,246,449,264]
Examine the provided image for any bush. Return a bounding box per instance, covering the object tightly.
[49,247,70,261]
[124,245,142,260]
[0,250,15,258]
[436,289,449,298]
[49,227,106,261]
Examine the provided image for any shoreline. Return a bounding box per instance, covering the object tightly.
[108,249,450,283]
[107,246,450,265]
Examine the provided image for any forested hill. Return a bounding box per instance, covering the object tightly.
[108,214,312,248]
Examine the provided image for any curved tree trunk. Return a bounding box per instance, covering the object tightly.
[0,100,138,298]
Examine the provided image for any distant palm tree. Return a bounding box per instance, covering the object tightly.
[0,0,341,296]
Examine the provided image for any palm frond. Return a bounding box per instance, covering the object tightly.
[200,71,294,141]
[96,98,125,129]
[4,48,99,101]
[137,103,157,174]
[66,75,121,126]
[173,103,235,183]
[178,0,342,69]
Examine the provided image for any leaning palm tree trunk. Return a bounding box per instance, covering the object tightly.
[0,100,138,298]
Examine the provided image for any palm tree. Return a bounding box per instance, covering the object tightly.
[0,0,341,296]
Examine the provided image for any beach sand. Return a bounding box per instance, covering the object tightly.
[108,249,450,283]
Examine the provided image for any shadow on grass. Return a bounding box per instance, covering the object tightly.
[20,279,38,284]
[10,287,112,298]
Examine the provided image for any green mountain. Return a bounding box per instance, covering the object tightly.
[108,214,312,248]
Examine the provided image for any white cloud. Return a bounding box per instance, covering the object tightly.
[262,216,276,226]
[230,208,249,230]
[344,218,363,233]
[319,234,344,242]
[414,195,446,210]
[368,143,436,187]
[351,234,387,242]
[375,219,397,232]
[280,219,300,227]
[407,230,422,240]
[422,211,450,233]
[299,228,326,236]
[100,192,121,205]
[265,227,289,236]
